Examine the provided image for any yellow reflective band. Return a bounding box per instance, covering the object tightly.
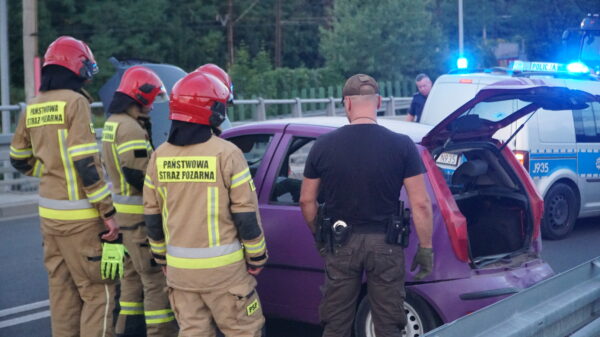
[89,123,95,135]
[145,309,175,324]
[144,175,155,190]
[249,179,256,191]
[9,146,33,159]
[121,309,144,315]
[244,238,266,253]
[26,101,66,128]
[111,143,130,196]
[207,187,220,247]
[166,248,244,269]
[58,129,78,200]
[157,187,170,243]
[114,203,144,214]
[156,156,217,183]
[39,206,99,220]
[68,143,99,158]
[117,140,148,155]
[120,301,144,314]
[120,301,143,307]
[150,241,166,253]
[32,160,44,178]
[247,299,260,316]
[87,185,110,203]
[231,168,251,188]
[102,122,119,142]
[121,309,143,315]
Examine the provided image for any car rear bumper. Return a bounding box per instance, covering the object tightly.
[407,258,554,323]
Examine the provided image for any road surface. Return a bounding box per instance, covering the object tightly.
[1,215,599,337]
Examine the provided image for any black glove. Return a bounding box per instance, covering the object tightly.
[410,246,433,280]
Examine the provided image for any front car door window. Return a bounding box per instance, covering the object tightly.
[270,137,315,204]
[227,134,274,178]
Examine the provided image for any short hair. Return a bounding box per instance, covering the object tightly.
[415,73,430,82]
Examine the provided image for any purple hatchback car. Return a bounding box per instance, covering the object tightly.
[221,80,596,336]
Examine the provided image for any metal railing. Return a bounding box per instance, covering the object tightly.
[0,96,412,192]
[425,257,600,337]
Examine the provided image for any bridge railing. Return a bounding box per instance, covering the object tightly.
[0,96,412,192]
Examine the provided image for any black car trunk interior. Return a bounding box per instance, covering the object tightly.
[436,143,532,266]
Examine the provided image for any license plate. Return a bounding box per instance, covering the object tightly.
[436,152,459,166]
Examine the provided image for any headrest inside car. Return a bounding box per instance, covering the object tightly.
[452,160,488,185]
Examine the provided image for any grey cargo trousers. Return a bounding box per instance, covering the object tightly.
[320,233,406,337]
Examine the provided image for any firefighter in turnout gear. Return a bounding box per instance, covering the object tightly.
[143,71,268,337]
[102,66,178,337]
[10,36,120,337]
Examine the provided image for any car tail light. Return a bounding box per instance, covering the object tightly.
[459,79,473,84]
[513,150,529,171]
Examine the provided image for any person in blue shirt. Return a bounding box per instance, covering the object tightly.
[406,73,432,123]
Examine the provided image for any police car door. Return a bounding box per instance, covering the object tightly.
[561,80,600,216]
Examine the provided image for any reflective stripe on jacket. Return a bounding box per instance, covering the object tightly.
[10,89,115,229]
[143,135,267,290]
[102,109,152,215]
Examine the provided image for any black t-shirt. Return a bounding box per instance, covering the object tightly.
[304,124,426,227]
[408,92,427,122]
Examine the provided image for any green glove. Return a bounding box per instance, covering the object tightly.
[410,246,434,281]
[100,234,125,280]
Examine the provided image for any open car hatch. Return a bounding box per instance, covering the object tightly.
[421,78,598,149]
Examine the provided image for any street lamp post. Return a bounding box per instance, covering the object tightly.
[458,0,464,56]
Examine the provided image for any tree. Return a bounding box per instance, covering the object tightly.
[320,0,446,80]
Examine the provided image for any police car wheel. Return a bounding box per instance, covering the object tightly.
[541,183,578,240]
[354,291,440,337]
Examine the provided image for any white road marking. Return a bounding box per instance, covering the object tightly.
[0,300,49,318]
[0,310,50,328]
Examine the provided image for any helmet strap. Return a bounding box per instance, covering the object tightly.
[209,101,226,127]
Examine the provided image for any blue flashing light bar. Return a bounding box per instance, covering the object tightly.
[457,57,469,69]
[510,60,591,75]
[566,62,590,74]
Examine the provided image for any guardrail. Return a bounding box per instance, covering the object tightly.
[425,257,600,337]
[0,96,412,192]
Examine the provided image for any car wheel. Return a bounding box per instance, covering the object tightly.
[354,291,440,337]
[541,183,578,240]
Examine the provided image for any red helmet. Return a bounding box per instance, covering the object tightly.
[169,72,230,126]
[194,64,234,102]
[116,66,168,107]
[43,36,98,79]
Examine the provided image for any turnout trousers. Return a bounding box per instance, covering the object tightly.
[320,233,406,337]
[42,219,116,337]
[168,267,264,337]
[115,214,177,337]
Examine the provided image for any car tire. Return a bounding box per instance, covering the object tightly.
[541,183,578,240]
[354,290,440,337]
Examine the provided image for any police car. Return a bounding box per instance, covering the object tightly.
[421,61,600,239]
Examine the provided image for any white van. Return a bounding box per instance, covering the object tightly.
[420,62,600,239]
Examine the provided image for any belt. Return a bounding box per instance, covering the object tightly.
[351,222,388,234]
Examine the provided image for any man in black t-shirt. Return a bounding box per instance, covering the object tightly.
[406,73,432,122]
[300,74,433,337]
